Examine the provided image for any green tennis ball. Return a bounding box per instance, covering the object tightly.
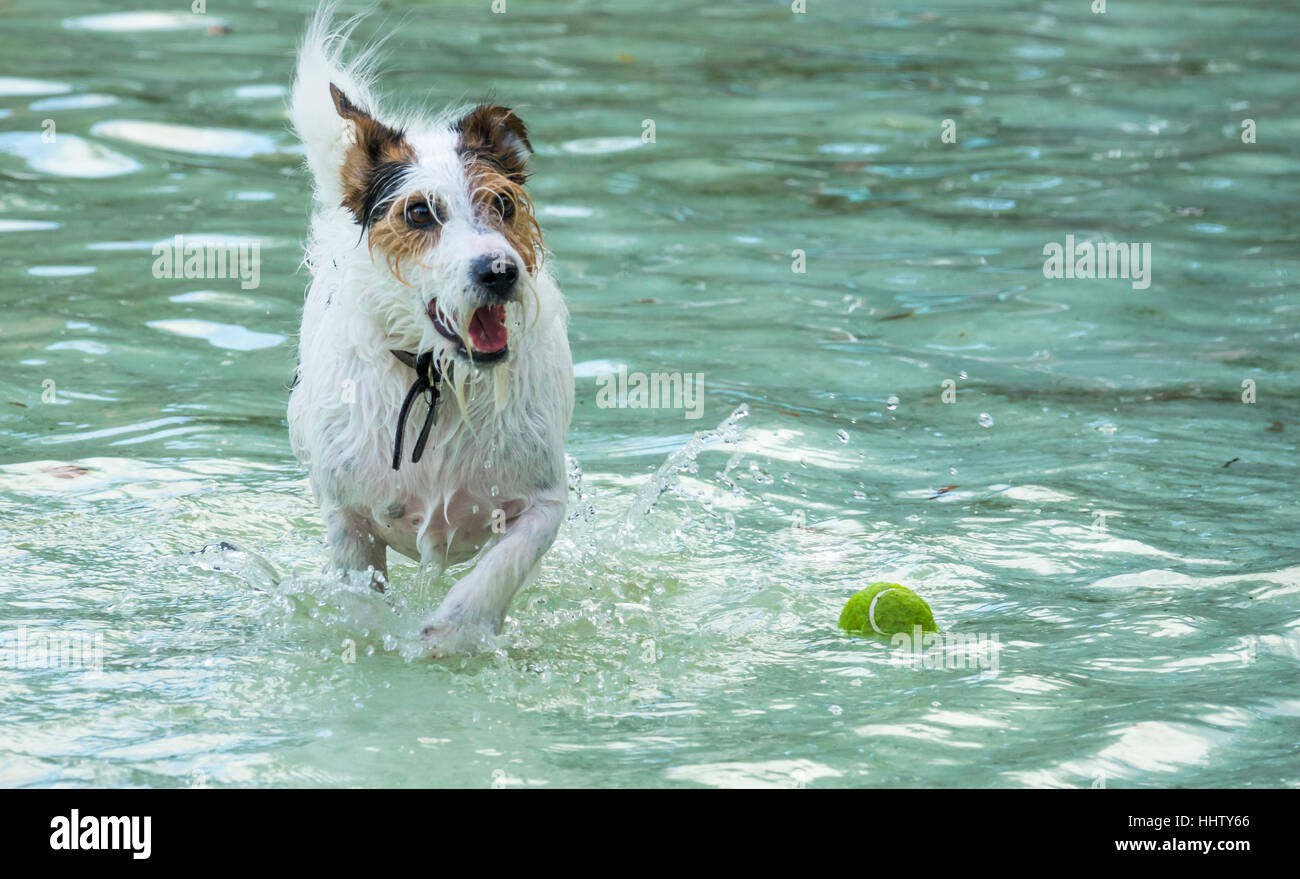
[838,582,938,637]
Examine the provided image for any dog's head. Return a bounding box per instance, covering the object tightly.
[329,83,544,369]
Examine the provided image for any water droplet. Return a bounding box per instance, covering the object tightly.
[886,395,899,410]
[836,429,849,443]
[978,412,994,428]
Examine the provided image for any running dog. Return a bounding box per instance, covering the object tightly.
[287,7,573,656]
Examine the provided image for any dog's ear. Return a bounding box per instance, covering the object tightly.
[456,104,532,184]
[330,83,411,225]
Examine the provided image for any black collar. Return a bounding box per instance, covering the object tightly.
[390,349,442,470]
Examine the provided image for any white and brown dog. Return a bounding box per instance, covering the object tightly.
[287,7,573,657]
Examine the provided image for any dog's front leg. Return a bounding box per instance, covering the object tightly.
[323,506,389,592]
[420,498,564,656]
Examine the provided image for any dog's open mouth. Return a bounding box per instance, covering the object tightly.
[428,300,509,362]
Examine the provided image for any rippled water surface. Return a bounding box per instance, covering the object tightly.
[2,0,1298,787]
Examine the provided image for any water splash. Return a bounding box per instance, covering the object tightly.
[179,542,281,592]
[619,404,749,538]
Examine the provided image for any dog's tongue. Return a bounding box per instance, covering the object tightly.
[468,304,508,354]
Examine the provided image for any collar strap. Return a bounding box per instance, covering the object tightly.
[390,349,442,470]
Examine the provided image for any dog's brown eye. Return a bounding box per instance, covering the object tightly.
[405,200,440,228]
[496,195,515,222]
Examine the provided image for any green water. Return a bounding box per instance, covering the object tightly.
[2,0,1298,788]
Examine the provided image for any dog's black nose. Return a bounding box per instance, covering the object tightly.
[471,254,518,299]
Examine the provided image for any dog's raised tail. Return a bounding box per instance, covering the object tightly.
[290,4,384,209]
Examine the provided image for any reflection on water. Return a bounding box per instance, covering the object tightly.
[0,131,142,177]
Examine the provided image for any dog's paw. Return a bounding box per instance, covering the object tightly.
[419,618,495,659]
